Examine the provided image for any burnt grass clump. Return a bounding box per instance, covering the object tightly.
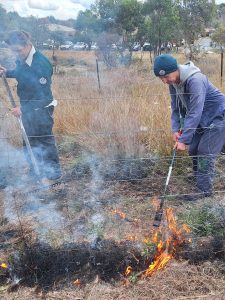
[2,234,225,291]
[7,239,146,289]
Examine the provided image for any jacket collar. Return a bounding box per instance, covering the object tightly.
[25,45,36,66]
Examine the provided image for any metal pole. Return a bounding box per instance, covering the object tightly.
[96,59,101,90]
[153,148,177,227]
[2,75,41,180]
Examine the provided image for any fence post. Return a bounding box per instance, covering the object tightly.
[96,59,101,90]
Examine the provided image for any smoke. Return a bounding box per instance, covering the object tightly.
[2,144,108,244]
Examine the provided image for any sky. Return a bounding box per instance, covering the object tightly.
[0,0,225,21]
[0,0,95,20]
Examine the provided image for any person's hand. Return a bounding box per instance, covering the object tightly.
[12,107,22,117]
[172,132,181,142]
[174,141,186,151]
[0,66,7,76]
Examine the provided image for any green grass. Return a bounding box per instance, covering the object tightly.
[179,204,225,237]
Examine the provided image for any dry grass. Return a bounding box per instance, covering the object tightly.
[1,49,223,157]
[50,50,225,157]
[1,261,225,299]
[50,50,172,156]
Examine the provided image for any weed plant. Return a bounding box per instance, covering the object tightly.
[179,204,225,237]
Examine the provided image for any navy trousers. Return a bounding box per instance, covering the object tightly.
[188,114,225,193]
[22,106,61,180]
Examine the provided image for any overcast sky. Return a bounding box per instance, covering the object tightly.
[0,0,225,21]
[0,0,94,20]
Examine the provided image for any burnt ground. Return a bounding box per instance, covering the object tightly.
[1,152,225,299]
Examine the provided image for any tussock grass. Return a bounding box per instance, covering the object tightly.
[0,50,224,157]
[52,52,172,157]
[52,51,224,157]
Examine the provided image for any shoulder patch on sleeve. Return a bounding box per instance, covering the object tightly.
[39,77,47,85]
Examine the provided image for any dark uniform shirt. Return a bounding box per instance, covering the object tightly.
[6,51,53,112]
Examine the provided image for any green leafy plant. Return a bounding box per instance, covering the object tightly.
[179,205,225,237]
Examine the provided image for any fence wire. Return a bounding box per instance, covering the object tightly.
[1,94,225,290]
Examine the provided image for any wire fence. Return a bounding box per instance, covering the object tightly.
[1,58,225,291]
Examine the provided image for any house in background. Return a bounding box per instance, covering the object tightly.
[194,28,216,52]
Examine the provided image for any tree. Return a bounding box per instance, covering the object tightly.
[178,0,216,58]
[95,0,120,31]
[74,10,102,49]
[0,5,7,33]
[116,0,143,46]
[211,26,225,46]
[142,0,179,54]
[0,7,23,39]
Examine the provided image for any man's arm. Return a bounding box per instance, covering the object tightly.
[178,75,206,145]
[170,85,182,134]
[0,66,17,78]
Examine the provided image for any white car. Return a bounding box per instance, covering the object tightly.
[73,42,87,50]
[60,41,73,50]
[91,43,98,50]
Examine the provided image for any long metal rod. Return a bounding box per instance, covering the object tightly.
[2,75,41,179]
[153,148,177,227]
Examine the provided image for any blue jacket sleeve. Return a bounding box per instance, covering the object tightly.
[6,69,17,78]
[169,85,181,133]
[178,75,206,144]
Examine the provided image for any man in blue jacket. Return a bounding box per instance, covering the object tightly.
[154,54,225,200]
[0,31,61,184]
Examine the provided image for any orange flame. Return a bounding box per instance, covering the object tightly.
[144,230,161,245]
[74,278,81,285]
[112,209,126,219]
[143,208,190,277]
[0,263,8,269]
[125,266,133,276]
[126,235,136,241]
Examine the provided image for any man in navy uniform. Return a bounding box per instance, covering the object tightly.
[0,30,61,183]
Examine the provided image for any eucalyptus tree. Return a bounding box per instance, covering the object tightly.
[75,9,103,49]
[142,0,180,55]
[211,26,225,47]
[177,0,216,58]
[0,5,21,37]
[93,0,120,32]
[87,0,144,65]
[115,0,143,47]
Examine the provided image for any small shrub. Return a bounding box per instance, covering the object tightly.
[179,205,225,237]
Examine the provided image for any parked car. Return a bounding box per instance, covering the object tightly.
[73,42,87,50]
[132,43,141,51]
[42,42,50,49]
[42,42,58,50]
[60,41,73,50]
[91,43,98,50]
[143,42,153,51]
